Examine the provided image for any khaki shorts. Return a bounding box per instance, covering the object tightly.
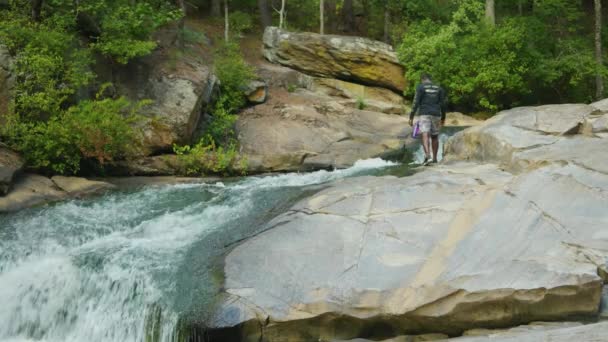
[417,115,441,136]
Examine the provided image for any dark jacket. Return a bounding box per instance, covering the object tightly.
[409,80,447,120]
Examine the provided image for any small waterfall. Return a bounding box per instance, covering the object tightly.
[0,158,396,342]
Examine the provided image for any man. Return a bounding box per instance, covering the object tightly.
[409,73,447,165]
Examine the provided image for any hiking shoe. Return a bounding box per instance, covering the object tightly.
[422,157,431,166]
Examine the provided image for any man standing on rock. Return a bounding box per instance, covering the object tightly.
[409,73,447,165]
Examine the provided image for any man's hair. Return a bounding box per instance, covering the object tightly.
[420,73,432,81]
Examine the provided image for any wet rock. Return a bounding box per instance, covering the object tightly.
[339,333,449,342]
[0,174,67,212]
[51,176,115,197]
[210,162,606,341]
[237,89,411,172]
[0,144,24,196]
[590,98,608,112]
[600,286,608,319]
[263,27,406,92]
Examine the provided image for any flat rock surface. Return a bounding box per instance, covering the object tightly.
[0,174,66,213]
[210,162,607,341]
[237,89,411,172]
[50,176,115,197]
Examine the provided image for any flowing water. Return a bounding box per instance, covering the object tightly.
[0,158,417,342]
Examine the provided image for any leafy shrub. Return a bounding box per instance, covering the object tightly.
[356,96,367,110]
[173,138,247,176]
[213,42,255,113]
[85,1,182,64]
[228,11,253,37]
[2,92,146,174]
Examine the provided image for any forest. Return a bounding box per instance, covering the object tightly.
[0,0,606,174]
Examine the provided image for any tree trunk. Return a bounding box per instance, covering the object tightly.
[224,0,229,42]
[31,0,42,21]
[341,0,354,32]
[176,0,186,48]
[383,1,390,43]
[211,0,221,17]
[485,0,495,26]
[595,0,604,99]
[320,0,324,34]
[326,0,338,33]
[278,0,285,30]
[518,0,523,15]
[258,0,272,28]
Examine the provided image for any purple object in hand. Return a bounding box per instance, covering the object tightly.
[412,121,420,138]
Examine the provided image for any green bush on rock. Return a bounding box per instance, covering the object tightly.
[173,43,253,176]
[2,92,147,175]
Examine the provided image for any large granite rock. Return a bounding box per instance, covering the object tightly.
[105,37,218,156]
[263,27,406,92]
[208,161,607,341]
[444,104,604,172]
[0,144,23,196]
[310,78,406,115]
[236,89,412,172]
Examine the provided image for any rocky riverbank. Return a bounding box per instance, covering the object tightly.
[205,102,608,341]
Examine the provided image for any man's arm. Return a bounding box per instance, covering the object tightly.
[409,84,423,121]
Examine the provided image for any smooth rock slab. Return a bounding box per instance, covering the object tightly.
[0,174,66,212]
[444,321,608,341]
[210,163,606,341]
[51,176,115,197]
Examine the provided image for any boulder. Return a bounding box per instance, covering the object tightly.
[590,98,608,112]
[0,144,24,196]
[104,37,218,156]
[50,176,115,197]
[255,63,314,90]
[263,27,406,92]
[236,89,412,172]
[208,162,607,341]
[0,44,14,120]
[0,174,67,212]
[243,80,268,104]
[444,104,601,172]
[445,112,484,127]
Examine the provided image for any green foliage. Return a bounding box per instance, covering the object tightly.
[0,11,94,119]
[87,1,182,63]
[398,0,605,111]
[229,11,253,36]
[2,92,146,174]
[287,84,297,93]
[356,96,367,110]
[172,138,247,176]
[213,42,255,114]
[172,42,253,176]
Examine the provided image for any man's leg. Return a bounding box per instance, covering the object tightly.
[421,132,431,160]
[431,135,439,162]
